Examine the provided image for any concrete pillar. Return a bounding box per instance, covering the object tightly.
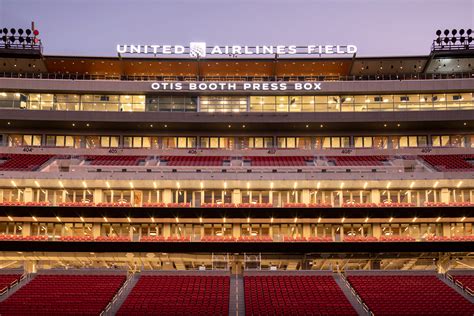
[23,188,33,203]
[94,189,103,204]
[371,189,381,204]
[301,189,310,204]
[233,224,241,238]
[442,223,451,237]
[302,223,311,238]
[440,188,450,204]
[372,223,381,238]
[22,223,31,237]
[163,224,171,238]
[92,223,101,238]
[0,190,3,202]
[163,189,172,204]
[24,260,37,274]
[232,189,241,205]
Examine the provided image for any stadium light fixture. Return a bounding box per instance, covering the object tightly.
[460,217,466,222]
[7,216,13,222]
[456,181,463,188]
[32,216,37,222]
[436,217,441,222]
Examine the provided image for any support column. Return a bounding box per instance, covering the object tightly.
[440,188,450,204]
[163,189,172,204]
[232,189,241,205]
[24,260,37,274]
[372,223,381,238]
[93,189,103,204]
[233,224,241,238]
[163,224,171,238]
[442,223,451,237]
[92,223,101,238]
[301,189,310,204]
[23,188,33,203]
[22,223,31,237]
[302,223,311,238]
[371,189,381,204]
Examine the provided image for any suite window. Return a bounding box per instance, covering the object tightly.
[392,135,427,148]
[63,223,93,237]
[250,96,277,112]
[277,137,311,149]
[46,135,75,148]
[200,137,234,149]
[432,135,465,147]
[123,136,152,148]
[162,137,196,149]
[8,134,42,147]
[200,96,247,112]
[55,94,80,111]
[248,137,273,149]
[147,96,197,112]
[0,222,22,235]
[0,92,26,109]
[119,95,145,112]
[450,223,472,237]
[322,136,350,149]
[203,224,233,237]
[241,224,270,237]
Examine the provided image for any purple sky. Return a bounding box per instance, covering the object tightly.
[1,0,473,57]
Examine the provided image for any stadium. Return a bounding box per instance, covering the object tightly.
[0,21,472,315]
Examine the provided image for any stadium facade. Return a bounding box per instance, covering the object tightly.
[0,26,472,314]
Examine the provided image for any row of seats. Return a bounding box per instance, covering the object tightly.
[348,275,474,315]
[10,201,468,208]
[245,275,357,315]
[327,155,388,166]
[0,274,126,315]
[426,236,474,241]
[118,276,229,315]
[0,154,54,171]
[452,275,474,292]
[0,235,49,241]
[245,156,312,167]
[85,155,147,166]
[420,154,474,171]
[162,156,229,166]
[1,153,474,170]
[140,236,191,242]
[0,274,22,292]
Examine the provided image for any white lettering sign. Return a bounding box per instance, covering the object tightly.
[150,82,322,92]
[117,42,357,57]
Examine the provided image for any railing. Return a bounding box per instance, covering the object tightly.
[100,272,134,316]
[0,71,473,82]
[0,273,29,298]
[339,272,373,315]
[445,273,474,297]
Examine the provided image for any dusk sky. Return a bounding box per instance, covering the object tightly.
[1,0,473,57]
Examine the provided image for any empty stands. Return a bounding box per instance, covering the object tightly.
[327,156,388,166]
[117,275,229,315]
[245,156,312,167]
[348,274,474,315]
[452,275,474,291]
[0,274,22,292]
[0,154,53,171]
[85,155,146,166]
[161,156,228,166]
[244,275,357,315]
[0,274,125,315]
[420,154,474,171]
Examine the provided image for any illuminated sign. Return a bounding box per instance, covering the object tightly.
[117,42,357,57]
[150,82,322,91]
